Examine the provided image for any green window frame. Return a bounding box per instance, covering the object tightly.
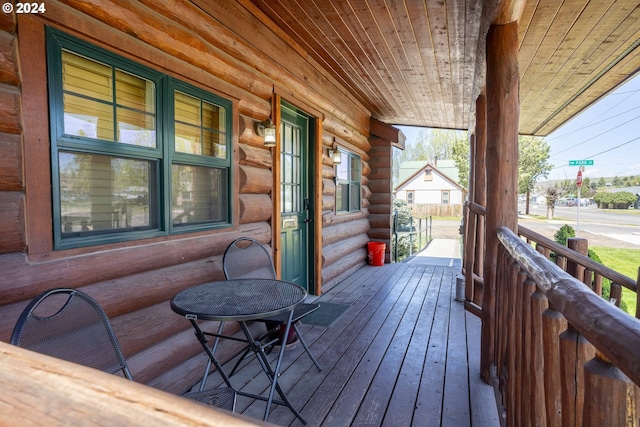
[335,149,362,213]
[47,28,232,249]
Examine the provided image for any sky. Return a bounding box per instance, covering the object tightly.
[395,72,640,183]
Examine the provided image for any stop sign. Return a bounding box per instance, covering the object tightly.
[576,170,583,188]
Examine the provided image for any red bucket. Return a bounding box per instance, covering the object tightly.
[367,242,386,266]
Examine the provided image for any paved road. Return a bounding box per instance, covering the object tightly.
[524,204,640,227]
[519,205,640,246]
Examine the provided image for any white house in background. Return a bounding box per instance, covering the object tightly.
[394,160,465,207]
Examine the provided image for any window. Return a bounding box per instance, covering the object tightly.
[442,191,450,205]
[424,169,433,181]
[335,149,361,212]
[407,191,414,204]
[48,29,232,249]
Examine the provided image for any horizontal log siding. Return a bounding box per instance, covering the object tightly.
[320,131,371,292]
[0,21,23,254]
[366,134,394,262]
[1,0,375,398]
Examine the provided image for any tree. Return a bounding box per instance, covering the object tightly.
[612,176,623,187]
[518,136,553,214]
[598,177,607,188]
[541,180,571,219]
[451,136,470,189]
[392,128,468,185]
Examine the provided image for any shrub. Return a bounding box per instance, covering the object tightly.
[551,224,626,311]
[593,191,637,209]
[553,224,575,246]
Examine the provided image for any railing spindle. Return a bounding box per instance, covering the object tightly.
[520,276,536,427]
[530,285,549,427]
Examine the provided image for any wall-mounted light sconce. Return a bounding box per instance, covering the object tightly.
[329,140,342,164]
[331,148,342,164]
[255,118,276,147]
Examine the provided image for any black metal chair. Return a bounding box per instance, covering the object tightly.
[10,288,236,412]
[222,237,322,373]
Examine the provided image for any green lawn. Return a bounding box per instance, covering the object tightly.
[591,246,640,316]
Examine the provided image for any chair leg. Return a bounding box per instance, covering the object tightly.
[293,323,322,371]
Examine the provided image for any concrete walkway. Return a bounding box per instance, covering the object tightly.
[404,238,463,268]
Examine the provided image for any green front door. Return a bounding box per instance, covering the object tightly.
[280,103,313,292]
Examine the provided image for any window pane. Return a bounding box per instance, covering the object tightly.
[59,152,156,236]
[175,91,226,158]
[442,191,450,205]
[350,185,360,210]
[116,107,156,147]
[283,153,292,184]
[62,50,112,101]
[64,94,113,140]
[282,184,293,213]
[336,183,348,212]
[350,156,361,181]
[336,158,348,181]
[172,165,228,226]
[202,101,225,132]
[115,70,154,113]
[61,50,157,147]
[175,122,202,155]
[202,129,226,158]
[175,91,201,126]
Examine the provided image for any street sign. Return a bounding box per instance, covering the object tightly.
[569,160,594,166]
[576,170,583,188]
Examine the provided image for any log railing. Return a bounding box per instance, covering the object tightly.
[0,341,262,427]
[495,225,640,426]
[463,200,486,316]
[518,225,638,316]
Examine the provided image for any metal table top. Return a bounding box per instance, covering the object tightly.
[170,278,306,322]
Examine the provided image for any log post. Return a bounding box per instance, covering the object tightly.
[473,91,487,306]
[481,20,520,382]
[582,354,640,426]
[567,238,588,280]
[463,129,476,300]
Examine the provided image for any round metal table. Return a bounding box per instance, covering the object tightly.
[171,278,307,424]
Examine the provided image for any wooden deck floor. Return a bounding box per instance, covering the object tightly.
[203,261,501,427]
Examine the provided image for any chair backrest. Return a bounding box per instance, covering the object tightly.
[10,288,133,380]
[223,237,277,280]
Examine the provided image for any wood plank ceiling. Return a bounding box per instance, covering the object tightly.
[248,0,640,136]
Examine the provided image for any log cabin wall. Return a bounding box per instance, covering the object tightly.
[367,119,402,264]
[319,130,371,293]
[0,0,377,393]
